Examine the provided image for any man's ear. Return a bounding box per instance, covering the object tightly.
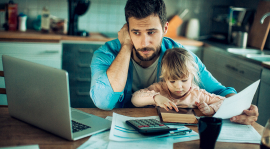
[163,22,169,34]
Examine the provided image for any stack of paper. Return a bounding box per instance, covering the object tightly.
[109,113,199,142]
[217,119,261,143]
[78,113,199,149]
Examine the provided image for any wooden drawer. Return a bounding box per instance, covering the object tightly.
[261,68,270,84]
[0,41,62,70]
[62,43,103,72]
[202,47,218,67]
[69,87,96,108]
[216,52,262,82]
[68,71,91,88]
[62,41,104,108]
[0,41,61,57]
[237,60,262,81]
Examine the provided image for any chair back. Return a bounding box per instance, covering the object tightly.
[0,71,5,94]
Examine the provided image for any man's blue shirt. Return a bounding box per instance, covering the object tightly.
[90,37,237,110]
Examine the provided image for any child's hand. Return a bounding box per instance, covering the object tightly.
[195,101,215,115]
[154,95,179,112]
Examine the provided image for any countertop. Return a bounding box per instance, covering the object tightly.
[0,30,203,46]
[0,30,115,42]
[262,62,270,69]
[0,30,269,69]
[201,40,270,69]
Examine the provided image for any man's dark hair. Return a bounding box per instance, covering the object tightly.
[125,0,167,28]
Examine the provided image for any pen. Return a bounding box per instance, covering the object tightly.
[162,129,192,137]
[163,122,198,126]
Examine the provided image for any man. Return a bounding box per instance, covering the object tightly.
[90,0,258,125]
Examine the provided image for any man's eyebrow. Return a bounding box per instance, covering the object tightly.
[131,29,139,32]
[130,28,158,32]
[146,28,158,31]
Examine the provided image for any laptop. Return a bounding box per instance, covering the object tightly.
[2,55,111,141]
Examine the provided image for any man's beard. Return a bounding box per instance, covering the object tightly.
[135,42,162,61]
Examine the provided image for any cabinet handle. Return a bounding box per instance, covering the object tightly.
[77,63,90,68]
[225,64,238,72]
[44,50,59,53]
[76,91,90,96]
[78,49,94,53]
[77,77,91,82]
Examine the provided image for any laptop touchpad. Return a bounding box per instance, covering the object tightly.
[71,111,91,120]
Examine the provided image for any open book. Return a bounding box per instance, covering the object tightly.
[156,107,204,124]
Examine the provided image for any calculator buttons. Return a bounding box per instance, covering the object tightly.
[126,119,177,135]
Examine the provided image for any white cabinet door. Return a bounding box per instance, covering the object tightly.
[0,41,62,105]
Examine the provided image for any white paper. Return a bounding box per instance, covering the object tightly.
[213,80,260,119]
[77,131,110,149]
[77,116,112,149]
[78,114,199,149]
[107,137,173,149]
[217,119,261,144]
[109,112,198,142]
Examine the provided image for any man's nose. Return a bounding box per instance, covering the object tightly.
[141,34,150,47]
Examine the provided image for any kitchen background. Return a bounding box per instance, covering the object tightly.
[0,0,270,126]
[0,0,267,37]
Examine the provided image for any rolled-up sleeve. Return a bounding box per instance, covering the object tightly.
[90,43,124,110]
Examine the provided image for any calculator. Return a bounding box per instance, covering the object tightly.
[126,119,177,135]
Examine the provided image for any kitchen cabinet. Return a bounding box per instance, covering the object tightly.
[257,68,270,126]
[184,45,203,60]
[203,46,262,105]
[62,41,105,108]
[0,41,62,105]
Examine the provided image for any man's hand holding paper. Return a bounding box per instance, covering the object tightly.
[230,104,259,125]
[213,80,260,125]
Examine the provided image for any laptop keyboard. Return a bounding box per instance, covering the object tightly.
[72,120,91,133]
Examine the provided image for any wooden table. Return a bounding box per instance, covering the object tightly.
[0,107,264,149]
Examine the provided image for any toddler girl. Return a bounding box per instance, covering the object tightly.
[131,48,225,115]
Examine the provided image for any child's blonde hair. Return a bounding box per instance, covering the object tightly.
[160,48,200,86]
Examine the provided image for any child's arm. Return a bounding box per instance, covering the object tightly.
[131,83,178,111]
[195,88,225,115]
[154,95,179,112]
[195,101,215,115]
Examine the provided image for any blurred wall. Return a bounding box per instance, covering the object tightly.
[0,0,262,37]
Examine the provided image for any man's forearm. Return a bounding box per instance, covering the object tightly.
[107,45,132,92]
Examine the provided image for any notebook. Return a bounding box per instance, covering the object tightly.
[2,55,111,141]
[156,107,204,124]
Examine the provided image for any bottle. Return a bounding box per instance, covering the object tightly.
[5,0,18,31]
[18,13,27,32]
[41,7,50,33]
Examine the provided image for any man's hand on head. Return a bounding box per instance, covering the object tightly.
[118,23,133,50]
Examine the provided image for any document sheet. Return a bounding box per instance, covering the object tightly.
[107,137,173,149]
[217,119,261,143]
[213,80,260,119]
